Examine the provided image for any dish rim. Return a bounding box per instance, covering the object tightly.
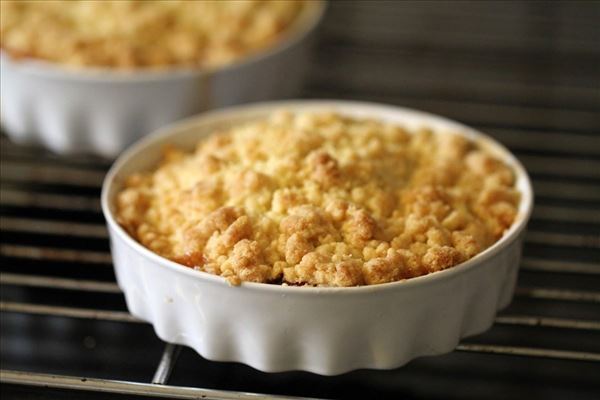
[0,0,326,82]
[101,99,533,295]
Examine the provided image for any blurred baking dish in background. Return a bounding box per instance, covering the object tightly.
[0,0,304,69]
[0,0,324,157]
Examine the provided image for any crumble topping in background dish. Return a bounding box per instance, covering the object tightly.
[0,0,303,69]
[116,112,521,286]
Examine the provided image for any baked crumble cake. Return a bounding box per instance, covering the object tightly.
[0,0,304,69]
[116,111,521,286]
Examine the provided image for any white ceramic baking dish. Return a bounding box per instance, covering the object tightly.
[0,2,324,158]
[101,100,533,375]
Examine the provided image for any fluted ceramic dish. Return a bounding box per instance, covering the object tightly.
[0,2,324,158]
[101,100,533,375]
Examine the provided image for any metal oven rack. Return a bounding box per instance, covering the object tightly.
[1,2,599,399]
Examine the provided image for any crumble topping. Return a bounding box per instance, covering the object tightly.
[116,111,520,286]
[0,0,304,69]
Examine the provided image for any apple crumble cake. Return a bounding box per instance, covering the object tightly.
[116,111,521,286]
[0,0,304,69]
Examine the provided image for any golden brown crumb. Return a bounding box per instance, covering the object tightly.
[308,150,341,187]
[116,111,520,287]
[0,0,304,69]
[422,246,463,272]
[363,250,404,285]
